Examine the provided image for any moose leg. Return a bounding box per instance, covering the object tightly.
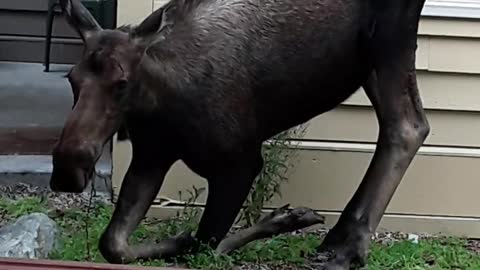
[195,152,264,248]
[216,205,325,254]
[98,154,192,264]
[321,13,430,270]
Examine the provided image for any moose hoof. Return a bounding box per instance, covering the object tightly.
[99,233,135,264]
[257,204,325,235]
[153,231,197,258]
[319,220,371,269]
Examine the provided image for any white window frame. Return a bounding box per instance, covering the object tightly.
[422,0,480,19]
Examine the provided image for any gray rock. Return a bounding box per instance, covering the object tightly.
[0,213,58,259]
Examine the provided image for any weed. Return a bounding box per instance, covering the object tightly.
[234,234,321,264]
[240,124,307,226]
[0,196,47,219]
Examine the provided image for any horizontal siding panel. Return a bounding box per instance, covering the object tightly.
[267,147,480,218]
[153,0,169,10]
[117,0,153,26]
[428,37,480,74]
[416,36,480,74]
[161,161,207,203]
[416,37,430,70]
[419,17,480,38]
[344,71,480,112]
[113,138,480,218]
[303,105,480,147]
[137,145,480,218]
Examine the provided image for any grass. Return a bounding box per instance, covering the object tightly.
[367,238,480,270]
[1,196,480,269]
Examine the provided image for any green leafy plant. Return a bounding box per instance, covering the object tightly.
[234,234,322,264]
[0,196,47,219]
[240,124,308,226]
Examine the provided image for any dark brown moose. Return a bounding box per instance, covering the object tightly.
[49,0,430,269]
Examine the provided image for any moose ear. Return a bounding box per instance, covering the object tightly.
[133,3,176,37]
[59,0,102,41]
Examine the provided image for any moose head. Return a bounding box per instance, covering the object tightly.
[49,0,172,192]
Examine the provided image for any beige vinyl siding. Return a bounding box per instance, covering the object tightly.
[117,0,153,26]
[112,4,480,237]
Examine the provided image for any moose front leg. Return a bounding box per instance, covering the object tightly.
[195,152,264,248]
[98,154,193,264]
[321,24,430,270]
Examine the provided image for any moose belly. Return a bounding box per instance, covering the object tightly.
[254,44,372,140]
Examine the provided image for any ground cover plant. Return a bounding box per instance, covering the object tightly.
[1,188,480,270]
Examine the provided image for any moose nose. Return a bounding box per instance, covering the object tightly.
[50,143,97,193]
[50,167,88,193]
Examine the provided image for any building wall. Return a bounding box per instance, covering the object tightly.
[0,0,84,63]
[113,2,480,237]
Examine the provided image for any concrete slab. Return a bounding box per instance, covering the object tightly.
[0,155,110,175]
[0,61,73,128]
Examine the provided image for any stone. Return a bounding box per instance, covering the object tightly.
[0,213,58,259]
[408,233,419,244]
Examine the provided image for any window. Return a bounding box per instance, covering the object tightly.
[423,0,480,19]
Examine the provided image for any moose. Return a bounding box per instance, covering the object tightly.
[49,0,430,269]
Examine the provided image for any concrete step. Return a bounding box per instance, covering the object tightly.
[0,154,112,192]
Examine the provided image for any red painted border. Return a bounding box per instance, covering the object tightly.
[0,258,192,270]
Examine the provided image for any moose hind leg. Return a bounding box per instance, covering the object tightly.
[320,7,430,270]
[195,151,264,248]
[322,62,429,270]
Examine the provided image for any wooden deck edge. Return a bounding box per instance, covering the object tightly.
[0,258,192,270]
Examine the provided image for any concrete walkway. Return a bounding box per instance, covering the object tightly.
[0,62,72,128]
